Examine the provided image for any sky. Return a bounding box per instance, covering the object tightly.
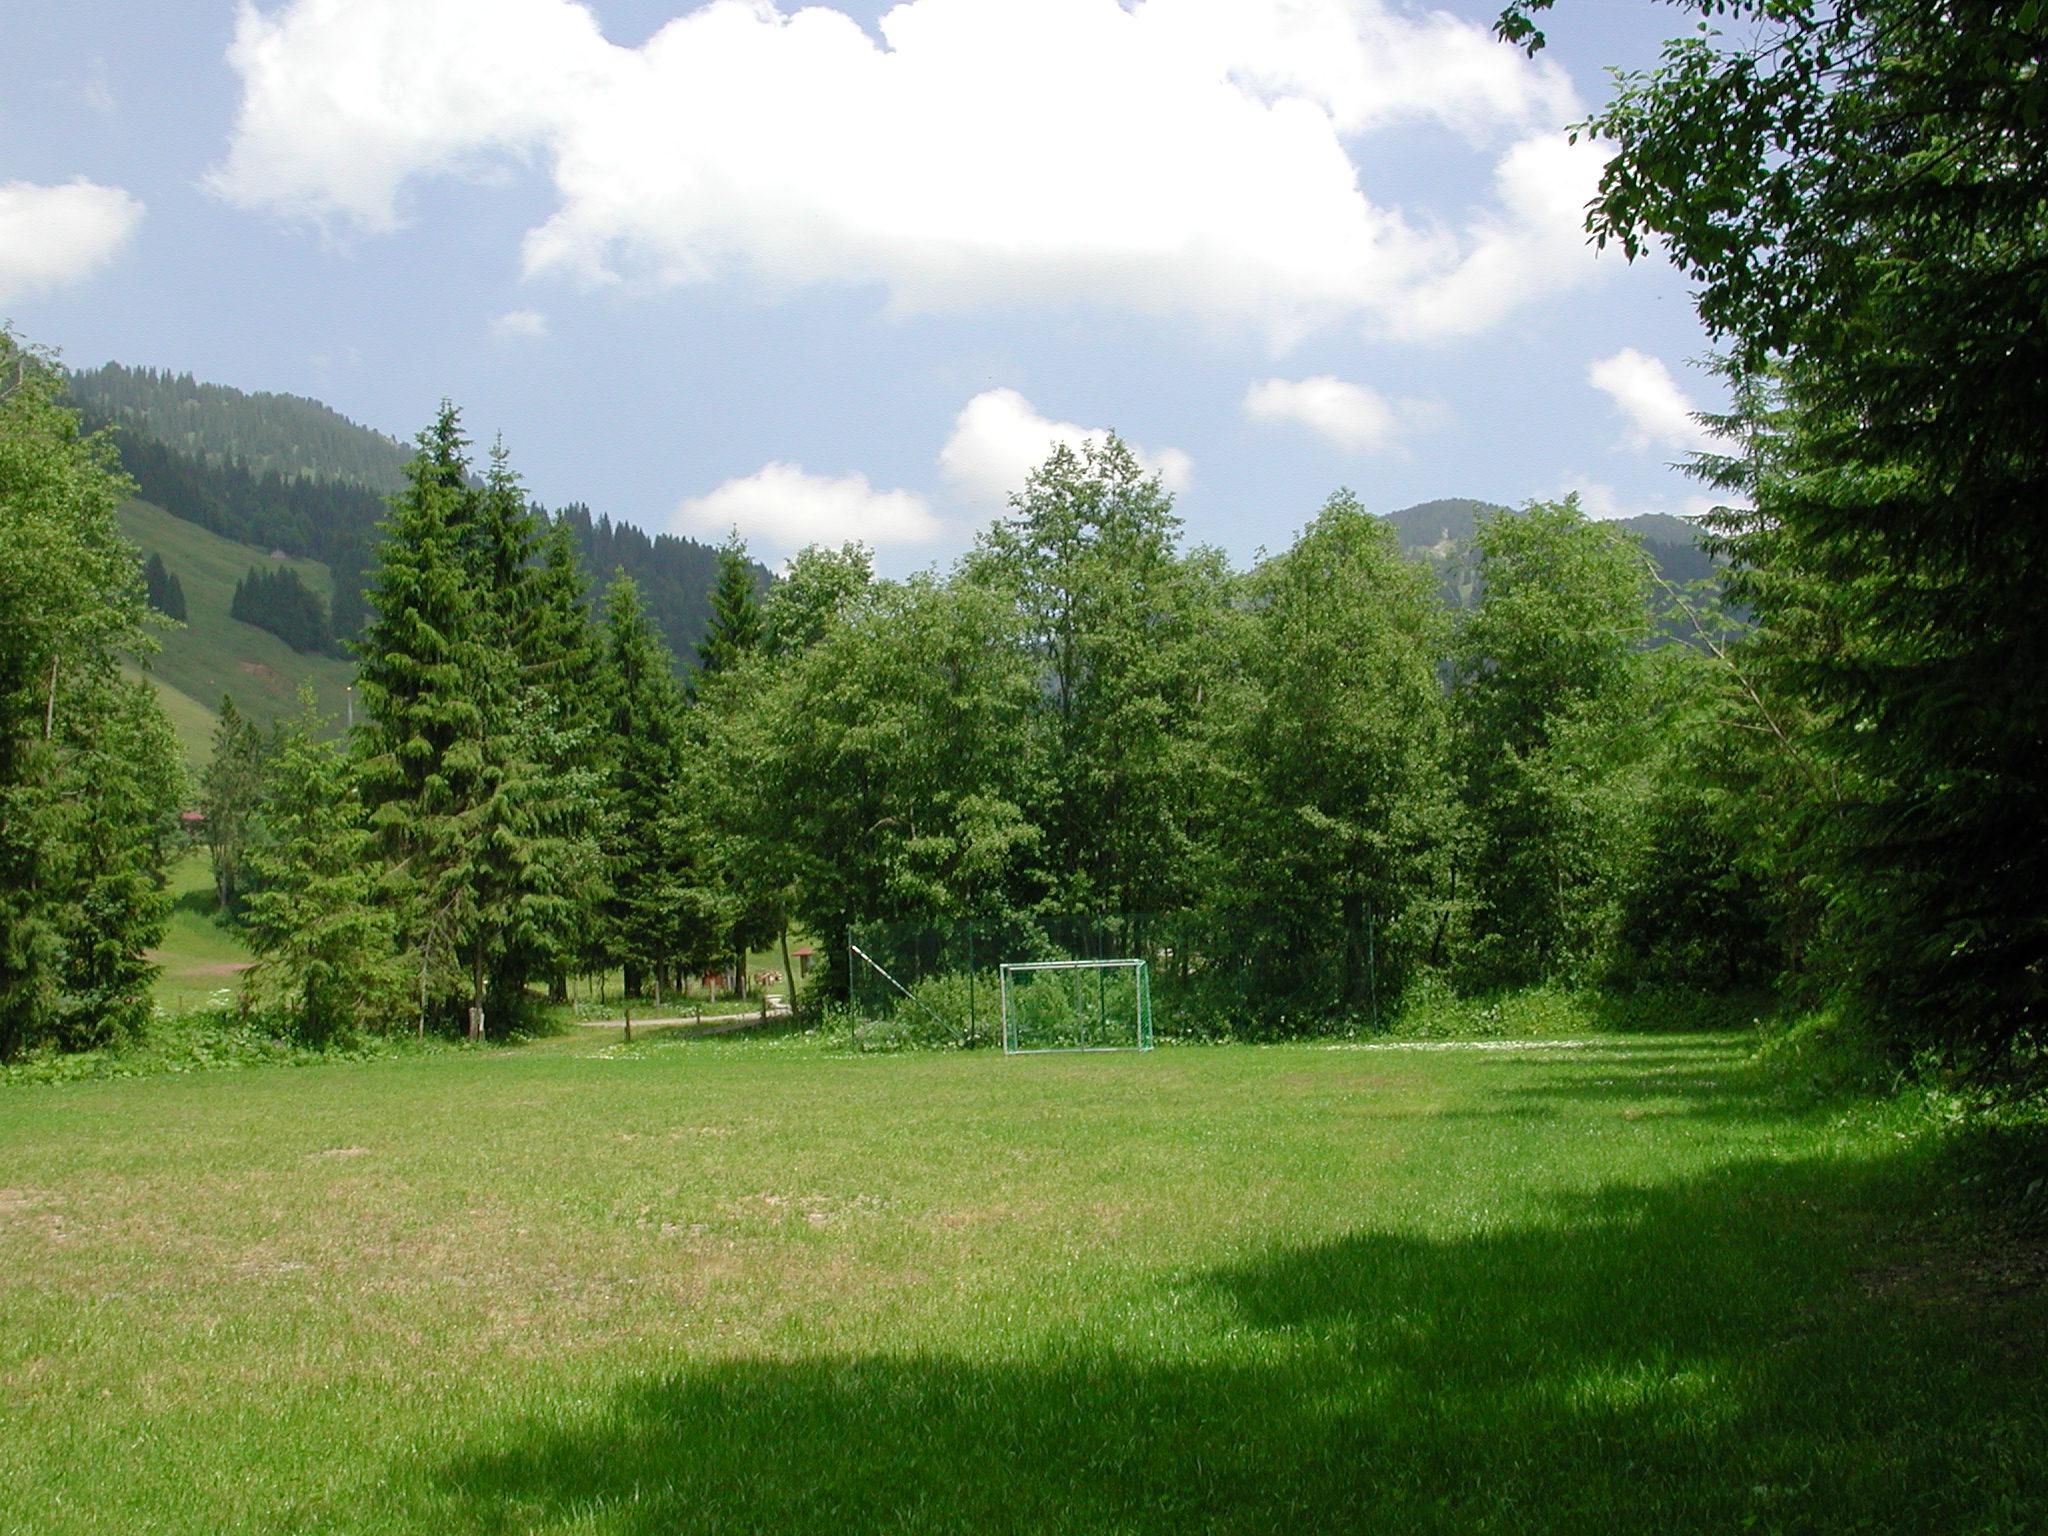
[3,0,1728,576]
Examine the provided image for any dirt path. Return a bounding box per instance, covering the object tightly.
[574,1002,791,1037]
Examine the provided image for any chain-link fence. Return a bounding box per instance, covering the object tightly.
[845,905,1385,1049]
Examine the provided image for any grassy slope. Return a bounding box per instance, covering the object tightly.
[1,1030,2040,1534]
[119,497,356,763]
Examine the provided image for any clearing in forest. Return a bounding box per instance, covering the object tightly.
[1,1026,2041,1533]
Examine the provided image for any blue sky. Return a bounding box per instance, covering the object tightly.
[4,0,1725,576]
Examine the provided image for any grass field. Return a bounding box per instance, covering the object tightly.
[147,848,257,1013]
[2,1025,2042,1534]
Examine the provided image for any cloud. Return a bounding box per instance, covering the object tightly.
[939,388,1193,509]
[489,308,548,341]
[1242,374,1438,453]
[674,461,940,553]
[0,179,144,305]
[211,0,1601,344]
[1387,131,1609,341]
[1588,348,1720,455]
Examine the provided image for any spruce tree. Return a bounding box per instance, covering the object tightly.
[355,405,513,1038]
[199,695,267,917]
[520,518,612,1000]
[694,530,763,688]
[245,690,405,1043]
[603,574,721,1001]
[142,552,186,621]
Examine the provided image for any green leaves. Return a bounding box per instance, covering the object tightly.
[0,331,181,1056]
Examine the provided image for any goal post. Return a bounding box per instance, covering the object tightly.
[1000,958,1152,1055]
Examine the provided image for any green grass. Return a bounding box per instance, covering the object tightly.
[146,848,257,1013]
[2,1024,2042,1533]
[118,497,357,769]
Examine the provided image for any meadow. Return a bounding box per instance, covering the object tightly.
[2,1021,2042,1534]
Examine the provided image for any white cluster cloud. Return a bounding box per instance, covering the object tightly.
[675,461,941,551]
[939,388,1193,509]
[1242,374,1436,453]
[489,308,548,342]
[1588,348,1720,456]
[212,0,1603,343]
[0,179,145,306]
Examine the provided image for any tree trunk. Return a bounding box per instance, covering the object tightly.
[469,939,486,1042]
[1339,890,1369,1016]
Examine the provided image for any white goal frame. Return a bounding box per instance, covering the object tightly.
[1000,958,1152,1055]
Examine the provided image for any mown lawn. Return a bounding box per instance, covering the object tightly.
[1,1026,2041,1533]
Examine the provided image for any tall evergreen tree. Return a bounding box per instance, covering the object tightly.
[199,695,267,917]
[1505,0,2048,1062]
[1,330,182,1057]
[244,690,406,1042]
[694,530,763,687]
[142,552,186,622]
[602,574,721,999]
[354,404,526,1039]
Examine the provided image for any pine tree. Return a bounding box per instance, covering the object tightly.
[603,574,722,1002]
[199,695,268,917]
[693,530,763,689]
[520,517,612,999]
[245,690,405,1042]
[355,404,509,1038]
[142,552,186,622]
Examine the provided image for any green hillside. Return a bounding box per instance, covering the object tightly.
[119,498,356,768]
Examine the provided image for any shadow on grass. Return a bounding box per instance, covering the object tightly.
[424,1146,2046,1534]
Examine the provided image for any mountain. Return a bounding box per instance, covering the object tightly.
[1382,497,1717,595]
[1384,497,1502,552]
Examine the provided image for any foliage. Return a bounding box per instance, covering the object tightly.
[600,573,722,997]
[242,691,406,1043]
[736,574,1044,994]
[1507,0,2048,1065]
[1222,491,1454,1022]
[141,551,186,622]
[198,695,267,919]
[230,563,335,655]
[1453,498,1654,984]
[0,330,183,1059]
[65,361,412,490]
[693,528,764,687]
[966,435,1236,919]
[354,405,527,1037]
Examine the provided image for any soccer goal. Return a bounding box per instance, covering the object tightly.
[1000,958,1152,1055]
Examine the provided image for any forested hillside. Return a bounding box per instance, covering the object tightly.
[65,363,411,489]
[66,366,757,665]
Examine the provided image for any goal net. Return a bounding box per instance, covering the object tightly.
[1000,958,1152,1055]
